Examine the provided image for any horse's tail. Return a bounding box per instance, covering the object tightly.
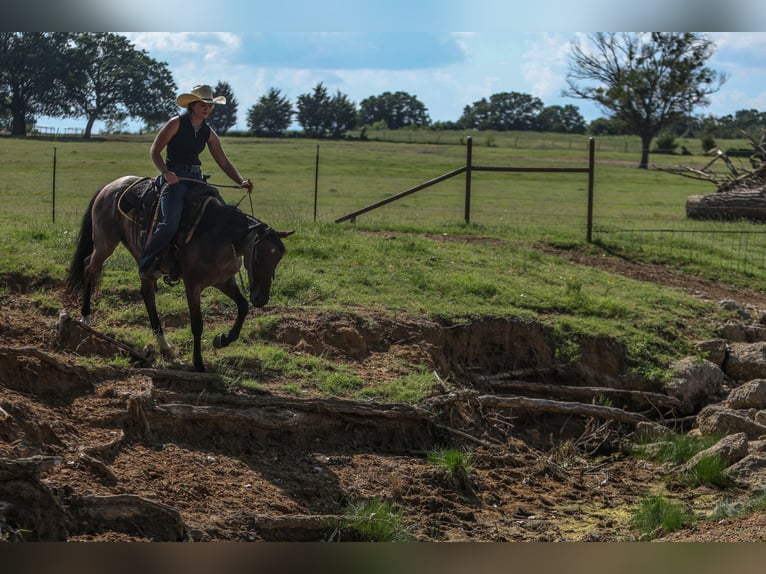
[65,188,100,295]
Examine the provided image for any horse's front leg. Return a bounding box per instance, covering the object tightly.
[140,276,174,361]
[184,281,206,372]
[212,278,249,351]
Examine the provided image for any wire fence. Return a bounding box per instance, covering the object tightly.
[592,226,766,277]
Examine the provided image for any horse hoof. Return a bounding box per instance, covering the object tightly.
[213,333,227,349]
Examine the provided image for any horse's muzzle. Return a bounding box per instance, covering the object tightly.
[250,288,270,308]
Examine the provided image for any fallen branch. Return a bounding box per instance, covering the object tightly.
[482,378,680,410]
[55,310,151,365]
[431,422,499,449]
[476,394,649,425]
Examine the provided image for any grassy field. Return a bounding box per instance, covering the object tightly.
[1,130,762,386]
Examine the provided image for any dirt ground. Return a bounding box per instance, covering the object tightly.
[3,245,766,542]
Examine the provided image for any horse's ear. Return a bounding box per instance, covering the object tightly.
[278,230,295,238]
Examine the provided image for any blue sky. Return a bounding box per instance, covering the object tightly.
[93,32,765,133]
[18,1,766,133]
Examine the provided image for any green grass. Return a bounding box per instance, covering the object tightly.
[632,432,722,465]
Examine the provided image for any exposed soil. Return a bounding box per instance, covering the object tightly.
[3,243,766,542]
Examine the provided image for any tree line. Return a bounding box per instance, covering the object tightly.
[1,32,757,169]
[0,32,591,139]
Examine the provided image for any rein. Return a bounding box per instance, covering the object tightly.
[176,176,258,291]
[177,177,254,216]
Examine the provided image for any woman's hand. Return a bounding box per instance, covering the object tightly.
[239,178,254,193]
[163,171,179,185]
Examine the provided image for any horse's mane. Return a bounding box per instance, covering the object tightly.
[198,203,259,247]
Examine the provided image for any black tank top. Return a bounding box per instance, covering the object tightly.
[166,113,210,166]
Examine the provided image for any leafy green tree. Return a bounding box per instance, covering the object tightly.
[537,104,586,134]
[247,87,293,137]
[459,92,544,131]
[458,99,492,130]
[58,33,176,138]
[296,82,332,138]
[327,90,356,138]
[586,117,627,136]
[358,91,430,129]
[0,32,72,136]
[206,81,237,135]
[488,91,544,130]
[565,32,726,168]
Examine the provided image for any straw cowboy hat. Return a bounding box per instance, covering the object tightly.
[176,84,227,107]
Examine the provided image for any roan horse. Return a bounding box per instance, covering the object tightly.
[66,175,291,372]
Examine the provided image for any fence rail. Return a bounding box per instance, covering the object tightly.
[335,136,596,238]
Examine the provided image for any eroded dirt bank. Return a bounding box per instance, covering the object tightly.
[2,263,766,541]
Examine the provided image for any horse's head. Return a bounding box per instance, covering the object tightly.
[244,222,292,308]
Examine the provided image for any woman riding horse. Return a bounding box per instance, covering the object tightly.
[139,84,254,278]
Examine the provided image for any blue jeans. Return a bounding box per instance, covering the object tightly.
[138,172,199,274]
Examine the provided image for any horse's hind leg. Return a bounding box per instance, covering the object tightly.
[80,244,115,325]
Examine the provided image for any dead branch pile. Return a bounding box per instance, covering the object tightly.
[667,130,766,221]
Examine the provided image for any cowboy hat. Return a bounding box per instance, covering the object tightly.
[176,84,227,107]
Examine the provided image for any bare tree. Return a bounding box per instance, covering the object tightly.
[565,33,726,169]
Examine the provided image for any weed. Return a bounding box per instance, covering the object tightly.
[683,454,731,489]
[339,498,415,542]
[630,494,695,540]
[428,448,474,477]
[709,493,766,522]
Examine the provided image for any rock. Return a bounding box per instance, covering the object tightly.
[748,439,766,454]
[696,404,766,440]
[725,379,766,410]
[695,339,728,368]
[664,357,725,415]
[681,432,749,473]
[725,454,766,491]
[718,321,766,343]
[724,342,766,383]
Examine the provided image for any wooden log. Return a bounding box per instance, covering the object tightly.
[484,379,681,410]
[476,394,650,425]
[73,494,188,541]
[0,456,62,481]
[687,189,766,221]
[55,310,151,365]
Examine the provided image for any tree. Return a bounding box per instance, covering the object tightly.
[0,32,71,136]
[327,90,357,138]
[206,81,237,135]
[247,87,293,137]
[537,104,586,134]
[565,32,726,169]
[459,92,544,131]
[58,33,176,138]
[488,92,544,130]
[358,91,430,129]
[296,82,332,138]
